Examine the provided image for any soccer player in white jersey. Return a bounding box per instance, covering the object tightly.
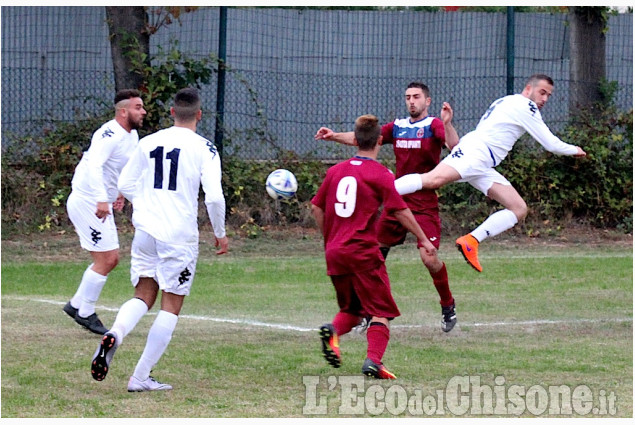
[64,89,146,334]
[91,87,228,392]
[395,74,586,272]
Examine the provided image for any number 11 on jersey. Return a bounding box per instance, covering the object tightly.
[150,146,180,191]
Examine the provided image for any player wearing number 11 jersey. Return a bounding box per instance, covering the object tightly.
[312,114,435,379]
[91,88,228,392]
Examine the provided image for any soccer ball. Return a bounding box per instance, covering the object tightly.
[265,169,298,200]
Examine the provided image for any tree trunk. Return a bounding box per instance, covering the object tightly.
[568,7,607,113]
[105,6,149,92]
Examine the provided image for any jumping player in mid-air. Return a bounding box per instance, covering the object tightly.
[395,74,586,272]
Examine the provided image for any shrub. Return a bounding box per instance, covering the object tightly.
[1,114,109,235]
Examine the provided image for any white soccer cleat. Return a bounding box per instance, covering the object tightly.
[127,375,173,392]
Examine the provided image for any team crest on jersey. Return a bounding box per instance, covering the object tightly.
[416,128,425,138]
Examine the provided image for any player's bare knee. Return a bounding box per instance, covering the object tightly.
[421,255,440,271]
[104,253,120,271]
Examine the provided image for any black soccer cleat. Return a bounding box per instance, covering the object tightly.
[91,332,118,381]
[75,312,109,335]
[441,302,457,333]
[63,302,78,319]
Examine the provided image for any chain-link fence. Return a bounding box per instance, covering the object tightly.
[2,6,632,160]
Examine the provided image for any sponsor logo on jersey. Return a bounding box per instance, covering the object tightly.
[395,139,422,149]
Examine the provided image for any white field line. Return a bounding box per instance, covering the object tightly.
[6,296,633,333]
[387,251,633,261]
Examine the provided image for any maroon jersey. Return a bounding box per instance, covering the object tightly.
[312,156,408,276]
[381,116,445,212]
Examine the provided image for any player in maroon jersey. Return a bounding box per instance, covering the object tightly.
[315,82,460,332]
[311,114,435,379]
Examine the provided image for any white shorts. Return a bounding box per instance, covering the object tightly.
[66,191,119,252]
[130,229,198,296]
[441,138,511,196]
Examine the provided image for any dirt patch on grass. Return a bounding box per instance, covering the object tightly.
[1,223,631,263]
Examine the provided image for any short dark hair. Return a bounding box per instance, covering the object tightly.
[407,82,430,97]
[354,114,381,150]
[173,87,201,121]
[114,89,141,105]
[526,74,554,87]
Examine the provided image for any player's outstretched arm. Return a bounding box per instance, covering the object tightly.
[315,128,356,146]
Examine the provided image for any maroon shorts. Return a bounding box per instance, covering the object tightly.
[330,264,400,319]
[377,208,441,249]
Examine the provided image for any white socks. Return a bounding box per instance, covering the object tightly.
[394,173,423,195]
[109,297,149,344]
[72,265,107,318]
[132,310,179,381]
[471,209,519,242]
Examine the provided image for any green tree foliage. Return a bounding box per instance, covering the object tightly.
[2,50,631,237]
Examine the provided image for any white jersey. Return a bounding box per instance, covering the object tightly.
[462,94,578,165]
[118,126,226,246]
[71,119,138,203]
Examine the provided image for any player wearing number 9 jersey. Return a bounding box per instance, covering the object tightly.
[91,88,228,392]
[312,114,435,379]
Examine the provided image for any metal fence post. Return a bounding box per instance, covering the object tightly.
[214,6,228,159]
[506,6,515,95]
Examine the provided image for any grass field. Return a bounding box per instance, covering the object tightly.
[1,229,632,418]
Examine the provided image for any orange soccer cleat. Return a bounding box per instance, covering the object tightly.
[319,324,341,368]
[362,358,397,379]
[456,234,483,272]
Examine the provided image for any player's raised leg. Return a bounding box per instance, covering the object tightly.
[457,183,527,272]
